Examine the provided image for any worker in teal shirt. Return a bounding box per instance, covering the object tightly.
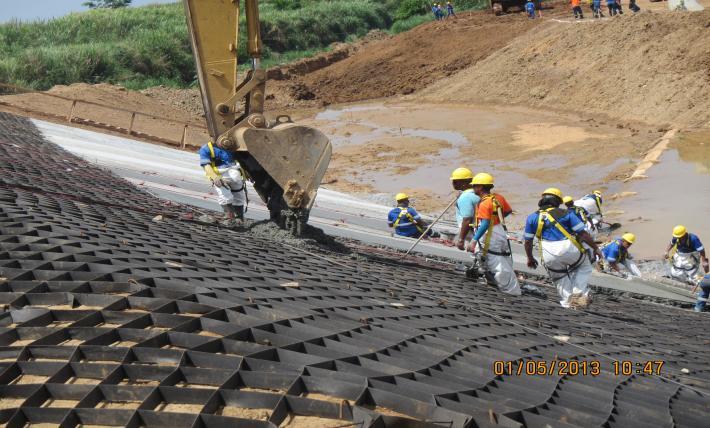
[450,167,480,251]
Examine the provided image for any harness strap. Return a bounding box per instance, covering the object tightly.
[593,194,603,215]
[535,209,585,253]
[393,207,423,233]
[480,194,501,257]
[207,141,220,176]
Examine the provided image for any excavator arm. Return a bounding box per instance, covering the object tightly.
[183,0,332,234]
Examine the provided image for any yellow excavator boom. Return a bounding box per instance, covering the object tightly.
[183,0,332,233]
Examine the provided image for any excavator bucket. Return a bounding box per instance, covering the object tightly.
[234,124,331,211]
[183,0,331,228]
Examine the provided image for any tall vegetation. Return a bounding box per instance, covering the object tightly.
[0,0,486,90]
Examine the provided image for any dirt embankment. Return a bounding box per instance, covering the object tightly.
[297,11,542,105]
[418,11,710,128]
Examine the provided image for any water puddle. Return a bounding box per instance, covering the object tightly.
[617,131,710,258]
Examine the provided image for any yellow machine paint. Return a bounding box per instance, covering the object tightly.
[183,0,332,233]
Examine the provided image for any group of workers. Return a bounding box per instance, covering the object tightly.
[431,2,456,20]
[388,167,709,311]
[197,139,708,312]
[523,0,638,20]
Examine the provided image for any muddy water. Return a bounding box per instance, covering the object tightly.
[616,131,710,259]
[305,101,655,228]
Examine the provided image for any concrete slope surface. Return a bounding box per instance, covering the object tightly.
[1,113,709,427]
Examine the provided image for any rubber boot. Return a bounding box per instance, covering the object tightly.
[232,204,245,221]
[220,205,236,227]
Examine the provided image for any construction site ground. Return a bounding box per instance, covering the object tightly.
[1,3,709,426]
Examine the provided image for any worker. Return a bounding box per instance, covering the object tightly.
[600,233,641,278]
[446,1,456,18]
[606,0,620,15]
[574,190,603,233]
[571,0,584,19]
[592,0,603,17]
[451,167,479,251]
[198,140,247,223]
[525,0,536,18]
[387,193,432,238]
[524,188,604,309]
[432,3,442,20]
[564,196,594,234]
[664,225,709,285]
[468,173,521,295]
[694,274,710,312]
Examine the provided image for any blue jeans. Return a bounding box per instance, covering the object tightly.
[694,275,710,312]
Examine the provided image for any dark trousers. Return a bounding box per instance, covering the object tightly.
[573,5,584,17]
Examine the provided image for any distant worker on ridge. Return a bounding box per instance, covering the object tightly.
[451,168,479,251]
[526,0,536,18]
[467,173,521,295]
[524,188,603,308]
[570,0,585,19]
[446,1,457,18]
[664,225,708,285]
[387,193,435,239]
[600,233,641,278]
[198,140,247,224]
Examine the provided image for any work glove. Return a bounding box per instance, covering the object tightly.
[212,177,227,188]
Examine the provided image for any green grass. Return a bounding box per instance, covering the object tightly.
[0,0,489,91]
[0,1,390,90]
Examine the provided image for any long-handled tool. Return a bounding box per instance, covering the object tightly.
[400,195,459,261]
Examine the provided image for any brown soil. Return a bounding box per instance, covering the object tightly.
[280,415,351,428]
[0,398,26,409]
[218,406,271,420]
[418,11,710,128]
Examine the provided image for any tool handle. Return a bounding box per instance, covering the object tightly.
[401,195,459,260]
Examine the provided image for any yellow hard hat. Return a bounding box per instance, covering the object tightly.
[562,196,574,204]
[471,172,494,186]
[395,192,409,202]
[672,225,687,238]
[542,187,563,199]
[593,190,603,196]
[622,233,636,244]
[450,167,474,181]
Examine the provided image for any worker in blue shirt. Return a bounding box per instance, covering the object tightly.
[450,167,480,251]
[664,225,708,285]
[525,0,536,18]
[694,274,710,312]
[524,188,603,308]
[601,233,640,278]
[387,193,431,238]
[198,140,247,222]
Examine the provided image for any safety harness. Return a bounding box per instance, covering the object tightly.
[669,235,700,271]
[477,194,510,257]
[600,239,627,263]
[588,194,603,216]
[572,206,589,224]
[535,208,586,273]
[207,141,249,208]
[393,207,423,234]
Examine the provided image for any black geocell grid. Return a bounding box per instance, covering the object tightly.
[0,111,707,428]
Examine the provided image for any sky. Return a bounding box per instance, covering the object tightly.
[0,0,178,23]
